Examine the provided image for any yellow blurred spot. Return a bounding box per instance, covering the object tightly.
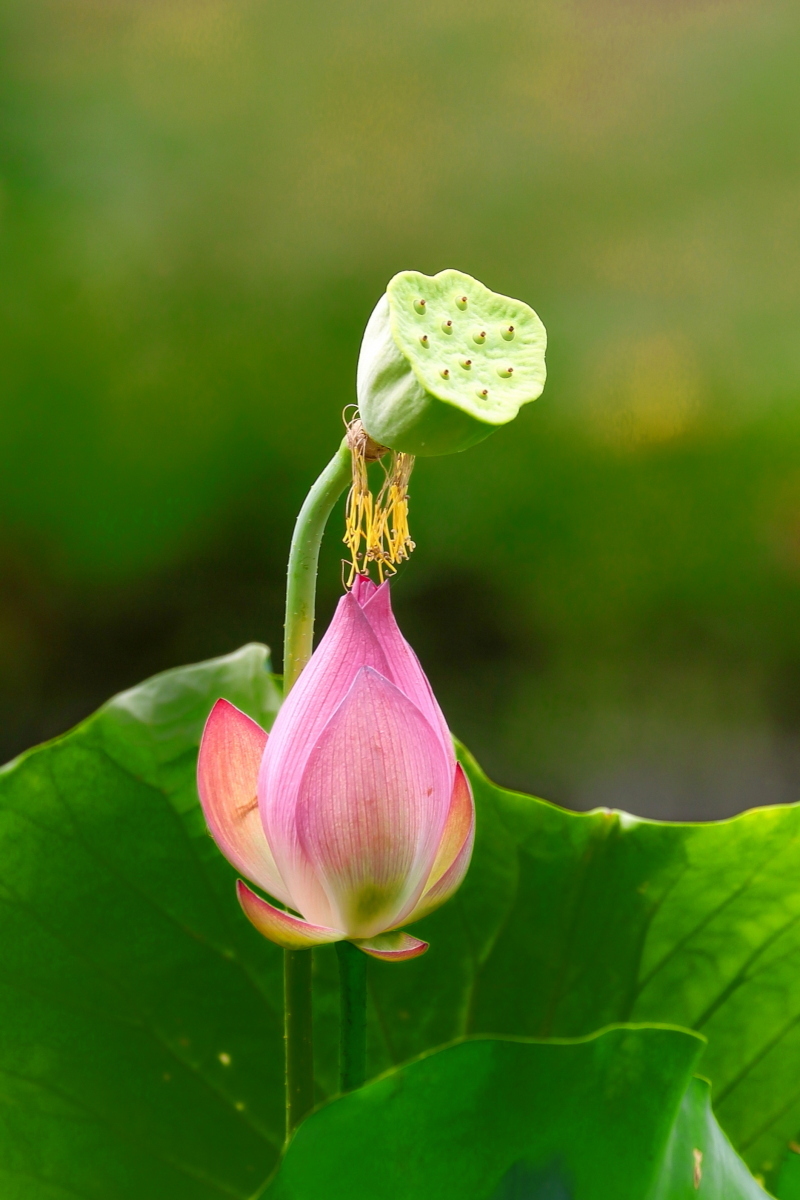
[763,477,800,576]
[692,1148,702,1188]
[586,334,702,451]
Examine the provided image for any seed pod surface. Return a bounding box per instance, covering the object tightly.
[357,268,547,455]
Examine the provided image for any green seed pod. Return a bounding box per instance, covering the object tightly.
[357,269,547,455]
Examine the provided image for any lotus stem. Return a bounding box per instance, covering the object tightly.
[283,437,352,692]
[283,943,314,1140]
[336,940,367,1092]
[282,437,352,1139]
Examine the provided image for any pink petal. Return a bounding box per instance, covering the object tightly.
[351,574,378,605]
[401,762,475,925]
[236,881,344,949]
[361,582,453,764]
[258,593,390,926]
[295,667,452,938]
[354,931,429,961]
[197,700,291,906]
[424,762,474,893]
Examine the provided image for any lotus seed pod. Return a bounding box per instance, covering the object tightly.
[356,268,547,456]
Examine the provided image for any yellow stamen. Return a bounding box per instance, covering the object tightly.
[343,417,416,585]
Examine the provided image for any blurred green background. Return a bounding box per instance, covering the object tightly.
[1,0,799,820]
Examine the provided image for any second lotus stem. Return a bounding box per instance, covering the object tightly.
[336,940,367,1092]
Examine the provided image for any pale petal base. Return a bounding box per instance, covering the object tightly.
[237,882,428,960]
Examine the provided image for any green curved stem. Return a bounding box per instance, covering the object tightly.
[336,941,367,1092]
[282,437,352,1141]
[283,437,351,692]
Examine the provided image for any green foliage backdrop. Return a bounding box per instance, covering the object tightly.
[1,0,800,822]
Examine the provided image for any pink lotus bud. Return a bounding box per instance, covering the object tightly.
[197,577,475,961]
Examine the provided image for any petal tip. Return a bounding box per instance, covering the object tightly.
[351,574,379,605]
[354,930,429,961]
[236,881,344,949]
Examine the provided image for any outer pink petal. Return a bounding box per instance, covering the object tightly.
[295,667,452,938]
[424,762,474,892]
[197,700,291,906]
[258,594,390,927]
[400,763,475,925]
[354,931,429,961]
[236,881,344,949]
[360,582,454,764]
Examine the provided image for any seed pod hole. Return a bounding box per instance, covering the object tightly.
[501,325,516,341]
[473,330,486,345]
[419,334,430,347]
[455,295,468,310]
[497,366,514,378]
[413,298,427,314]
[441,319,454,335]
[460,358,472,370]
[477,388,489,399]
[440,368,450,379]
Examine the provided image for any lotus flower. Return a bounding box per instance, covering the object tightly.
[197,575,475,961]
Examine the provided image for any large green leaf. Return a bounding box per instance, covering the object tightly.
[0,646,284,1200]
[262,1027,767,1200]
[355,748,800,1190]
[777,1150,800,1198]
[0,645,795,1197]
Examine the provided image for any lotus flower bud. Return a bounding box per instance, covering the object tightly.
[198,576,475,961]
[357,268,547,456]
